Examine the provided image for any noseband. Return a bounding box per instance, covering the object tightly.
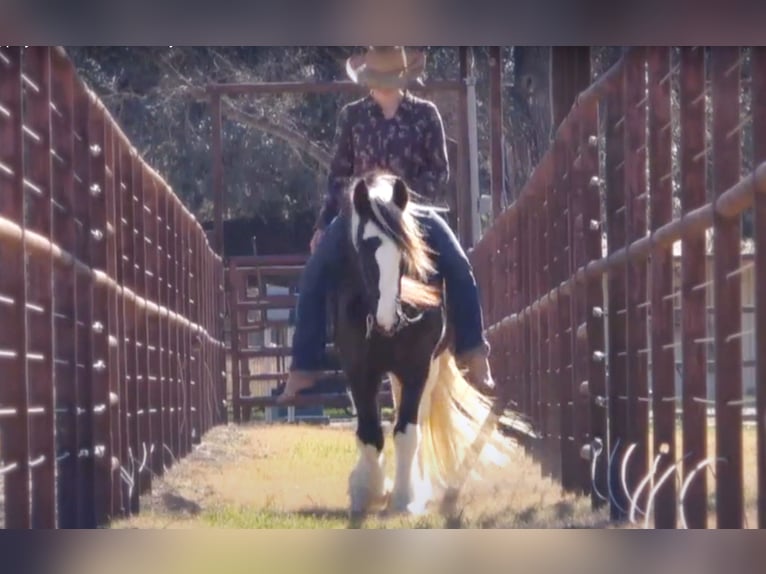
[364,303,423,340]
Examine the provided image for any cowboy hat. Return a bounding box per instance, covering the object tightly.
[345,46,426,88]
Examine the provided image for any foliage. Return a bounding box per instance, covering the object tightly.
[67,47,755,252]
[65,47,490,234]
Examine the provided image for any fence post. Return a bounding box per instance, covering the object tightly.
[157,181,170,472]
[580,97,608,509]
[711,47,744,529]
[87,95,117,526]
[530,180,543,464]
[623,47,649,512]
[112,130,135,515]
[489,46,504,220]
[228,262,242,423]
[605,57,629,521]
[647,46,677,529]
[0,45,32,529]
[24,46,57,529]
[679,47,709,529]
[457,47,474,246]
[119,142,140,514]
[168,196,180,462]
[211,94,224,255]
[570,117,591,496]
[72,77,97,525]
[558,138,577,493]
[51,47,80,528]
[147,177,164,477]
[181,213,193,452]
[752,46,766,530]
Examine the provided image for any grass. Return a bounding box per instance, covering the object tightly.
[110,421,760,530]
[111,423,606,529]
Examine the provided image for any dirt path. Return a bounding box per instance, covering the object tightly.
[112,423,611,529]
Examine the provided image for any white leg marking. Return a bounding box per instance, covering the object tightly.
[390,423,431,514]
[348,440,387,514]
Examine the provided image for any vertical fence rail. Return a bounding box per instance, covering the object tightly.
[87,97,114,525]
[711,47,744,529]
[24,46,57,529]
[73,73,96,526]
[753,46,766,530]
[623,48,649,508]
[0,47,224,529]
[570,114,590,495]
[472,47,765,529]
[557,139,576,492]
[0,45,32,529]
[50,47,79,528]
[678,46,709,529]
[647,46,677,529]
[580,97,608,509]
[605,61,629,521]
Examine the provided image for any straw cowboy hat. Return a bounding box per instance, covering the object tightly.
[345,46,426,88]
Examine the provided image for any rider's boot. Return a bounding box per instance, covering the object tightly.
[276,370,323,404]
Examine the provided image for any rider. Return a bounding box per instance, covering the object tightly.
[278,46,494,403]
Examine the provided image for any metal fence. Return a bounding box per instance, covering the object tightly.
[0,46,227,528]
[471,47,766,529]
[226,254,394,420]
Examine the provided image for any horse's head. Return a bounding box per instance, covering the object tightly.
[349,171,440,338]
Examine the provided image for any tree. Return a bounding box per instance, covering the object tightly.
[67,46,483,245]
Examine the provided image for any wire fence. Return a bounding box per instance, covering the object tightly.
[0,46,226,528]
[471,47,766,529]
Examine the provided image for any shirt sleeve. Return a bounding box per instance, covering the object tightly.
[317,104,354,229]
[408,101,449,199]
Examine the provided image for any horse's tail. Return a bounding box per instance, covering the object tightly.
[394,350,534,495]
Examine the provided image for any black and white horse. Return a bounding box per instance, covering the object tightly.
[333,170,530,517]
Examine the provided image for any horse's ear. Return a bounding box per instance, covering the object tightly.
[392,177,409,211]
[352,178,372,218]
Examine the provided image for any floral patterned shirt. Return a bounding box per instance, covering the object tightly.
[317,91,450,229]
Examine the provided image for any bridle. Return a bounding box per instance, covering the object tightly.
[354,217,423,340]
[363,299,423,341]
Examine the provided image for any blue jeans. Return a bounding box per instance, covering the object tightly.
[290,209,489,371]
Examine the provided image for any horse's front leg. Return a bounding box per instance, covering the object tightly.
[348,374,388,516]
[389,370,431,515]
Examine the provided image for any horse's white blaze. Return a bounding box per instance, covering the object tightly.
[351,176,403,333]
[365,223,401,332]
[348,440,388,514]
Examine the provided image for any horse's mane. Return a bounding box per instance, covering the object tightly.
[350,171,443,309]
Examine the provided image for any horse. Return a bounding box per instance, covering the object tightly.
[332,170,532,517]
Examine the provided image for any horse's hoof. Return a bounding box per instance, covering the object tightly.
[439,487,460,516]
[387,490,429,516]
[348,510,366,528]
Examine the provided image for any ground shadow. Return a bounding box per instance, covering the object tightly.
[457,500,611,529]
[295,506,365,529]
[554,500,575,521]
[160,492,203,517]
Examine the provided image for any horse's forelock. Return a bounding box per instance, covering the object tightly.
[368,195,435,283]
[349,172,437,285]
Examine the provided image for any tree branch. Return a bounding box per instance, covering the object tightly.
[157,54,332,170]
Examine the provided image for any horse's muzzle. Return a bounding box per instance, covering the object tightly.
[365,302,422,340]
[365,313,398,339]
